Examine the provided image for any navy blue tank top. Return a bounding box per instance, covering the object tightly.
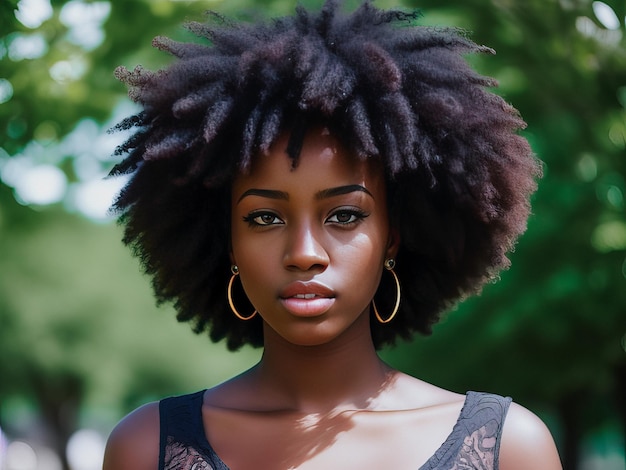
[158,390,511,469]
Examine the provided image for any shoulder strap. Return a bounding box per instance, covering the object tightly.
[158,390,230,470]
[159,390,206,443]
[421,392,512,470]
[159,390,206,469]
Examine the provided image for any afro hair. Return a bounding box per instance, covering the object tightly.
[110,0,541,350]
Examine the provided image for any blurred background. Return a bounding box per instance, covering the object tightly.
[0,0,624,469]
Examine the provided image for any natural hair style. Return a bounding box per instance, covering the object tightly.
[110,0,541,350]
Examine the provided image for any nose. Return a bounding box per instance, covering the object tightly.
[283,221,329,272]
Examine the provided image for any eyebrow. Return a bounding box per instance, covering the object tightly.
[315,184,373,200]
[237,189,289,203]
[237,184,372,204]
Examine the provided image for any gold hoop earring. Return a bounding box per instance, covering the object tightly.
[372,258,401,324]
[228,265,257,321]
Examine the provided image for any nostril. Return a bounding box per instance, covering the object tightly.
[309,263,328,272]
[284,258,329,272]
[283,249,329,272]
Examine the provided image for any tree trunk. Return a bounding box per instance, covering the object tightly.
[614,362,626,466]
[31,372,84,470]
[558,392,583,470]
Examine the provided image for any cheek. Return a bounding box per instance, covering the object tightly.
[341,232,384,265]
[231,229,280,299]
[232,232,267,271]
[346,213,390,263]
[334,231,386,292]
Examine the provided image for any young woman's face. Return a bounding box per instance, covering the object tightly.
[231,127,397,347]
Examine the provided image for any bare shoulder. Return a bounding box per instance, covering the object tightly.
[103,401,161,470]
[499,402,562,470]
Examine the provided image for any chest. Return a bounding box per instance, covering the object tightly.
[160,391,509,470]
[203,406,461,470]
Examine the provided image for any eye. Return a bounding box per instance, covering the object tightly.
[326,208,368,225]
[243,211,284,227]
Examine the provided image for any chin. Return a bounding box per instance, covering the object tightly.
[275,321,362,348]
[281,332,339,348]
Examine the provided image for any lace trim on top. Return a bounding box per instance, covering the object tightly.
[420,392,512,470]
[159,390,511,470]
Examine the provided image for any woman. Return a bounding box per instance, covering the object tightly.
[103,1,562,468]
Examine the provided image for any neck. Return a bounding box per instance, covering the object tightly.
[252,313,394,414]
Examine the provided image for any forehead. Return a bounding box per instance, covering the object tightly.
[233,127,385,195]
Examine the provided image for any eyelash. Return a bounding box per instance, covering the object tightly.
[243,212,284,227]
[242,208,369,228]
[326,208,369,225]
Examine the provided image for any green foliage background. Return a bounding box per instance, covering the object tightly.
[1,0,624,468]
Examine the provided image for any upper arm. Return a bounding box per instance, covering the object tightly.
[499,402,562,470]
[103,402,161,470]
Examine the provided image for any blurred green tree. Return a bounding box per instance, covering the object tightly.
[1,1,624,469]
[0,1,262,467]
[380,1,626,468]
[0,185,259,468]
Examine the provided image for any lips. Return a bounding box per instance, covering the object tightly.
[279,282,336,317]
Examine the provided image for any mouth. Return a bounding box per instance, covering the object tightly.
[279,282,336,317]
[279,281,335,299]
[292,293,322,299]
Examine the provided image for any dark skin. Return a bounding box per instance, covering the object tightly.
[103,128,562,469]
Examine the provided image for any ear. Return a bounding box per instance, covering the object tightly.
[385,226,400,260]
